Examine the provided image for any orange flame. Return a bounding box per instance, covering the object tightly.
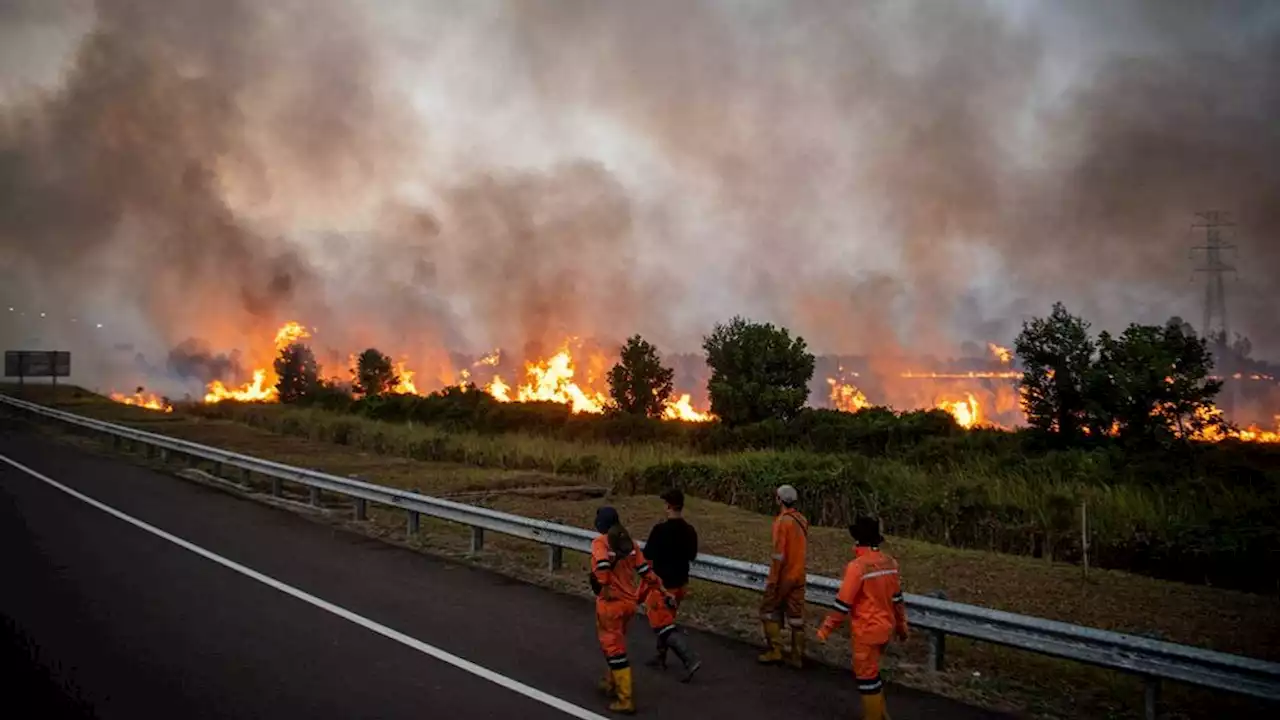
[110,391,173,413]
[662,394,714,422]
[204,321,312,403]
[936,393,981,428]
[205,368,275,403]
[827,374,870,413]
[900,371,1022,379]
[392,361,418,395]
[486,376,512,402]
[988,343,1013,365]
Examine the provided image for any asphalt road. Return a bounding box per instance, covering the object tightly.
[0,419,1007,719]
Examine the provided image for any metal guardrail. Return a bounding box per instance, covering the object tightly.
[2,392,1277,717]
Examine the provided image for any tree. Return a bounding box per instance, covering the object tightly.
[1095,320,1223,442]
[274,342,320,404]
[352,347,399,398]
[702,316,815,426]
[1014,303,1096,440]
[607,335,675,418]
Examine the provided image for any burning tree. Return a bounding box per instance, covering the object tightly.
[607,335,675,418]
[274,342,320,404]
[1015,303,1096,440]
[353,348,399,398]
[703,316,815,426]
[1093,320,1223,442]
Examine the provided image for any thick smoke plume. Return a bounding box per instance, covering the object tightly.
[1,0,1278,399]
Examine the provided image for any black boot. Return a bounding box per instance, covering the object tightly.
[666,631,702,683]
[645,638,668,670]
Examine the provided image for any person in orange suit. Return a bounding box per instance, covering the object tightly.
[816,516,910,720]
[758,484,809,668]
[589,506,672,715]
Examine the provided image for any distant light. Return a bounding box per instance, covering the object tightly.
[96,323,104,329]
[6,307,12,312]
[71,318,78,322]
[40,312,46,318]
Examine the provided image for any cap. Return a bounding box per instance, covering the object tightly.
[776,484,798,505]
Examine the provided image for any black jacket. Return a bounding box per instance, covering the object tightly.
[644,518,698,589]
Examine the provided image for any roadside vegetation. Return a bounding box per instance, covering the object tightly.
[174,307,1279,594]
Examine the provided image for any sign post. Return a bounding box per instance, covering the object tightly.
[4,350,72,389]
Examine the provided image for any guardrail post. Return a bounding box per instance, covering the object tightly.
[241,468,252,486]
[158,448,169,463]
[354,498,367,521]
[928,589,948,672]
[270,477,282,497]
[212,461,223,478]
[309,487,322,507]
[407,511,420,536]
[547,545,563,572]
[145,444,157,460]
[470,527,485,554]
[111,435,122,451]
[1143,677,1160,720]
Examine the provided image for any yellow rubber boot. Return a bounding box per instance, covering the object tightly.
[787,628,806,669]
[607,668,635,714]
[757,621,784,664]
[861,692,886,720]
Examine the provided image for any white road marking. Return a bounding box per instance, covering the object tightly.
[0,453,611,720]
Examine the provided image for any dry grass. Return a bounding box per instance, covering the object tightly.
[5,385,1278,719]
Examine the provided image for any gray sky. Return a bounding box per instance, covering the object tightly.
[2,0,1277,392]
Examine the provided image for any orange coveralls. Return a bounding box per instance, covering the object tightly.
[817,546,909,694]
[591,534,663,671]
[760,507,809,628]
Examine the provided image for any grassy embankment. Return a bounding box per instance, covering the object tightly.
[3,384,1278,719]
[199,391,1279,594]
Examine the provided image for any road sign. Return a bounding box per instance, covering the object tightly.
[4,350,71,385]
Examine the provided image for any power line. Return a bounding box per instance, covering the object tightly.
[1189,210,1237,342]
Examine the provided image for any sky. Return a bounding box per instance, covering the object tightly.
[1,0,1277,392]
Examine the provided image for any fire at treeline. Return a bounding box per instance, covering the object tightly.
[109,313,1280,444]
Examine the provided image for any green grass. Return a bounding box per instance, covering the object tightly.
[181,400,1280,593]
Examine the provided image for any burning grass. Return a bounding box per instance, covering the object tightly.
[183,398,1280,594]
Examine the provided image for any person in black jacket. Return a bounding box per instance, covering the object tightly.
[641,489,702,681]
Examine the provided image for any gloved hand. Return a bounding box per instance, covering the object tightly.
[663,594,678,610]
[589,573,603,596]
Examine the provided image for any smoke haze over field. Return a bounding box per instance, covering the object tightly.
[1,0,1278,395]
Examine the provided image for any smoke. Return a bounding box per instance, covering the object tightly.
[165,338,241,385]
[2,0,1279,397]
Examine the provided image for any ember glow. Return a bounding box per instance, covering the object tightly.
[110,391,173,413]
[827,371,870,413]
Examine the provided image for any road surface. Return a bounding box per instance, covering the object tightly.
[0,418,1006,719]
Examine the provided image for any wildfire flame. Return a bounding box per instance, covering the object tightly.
[989,343,1013,365]
[205,321,312,403]
[1189,407,1280,443]
[935,393,981,429]
[900,371,1022,379]
[392,361,418,395]
[505,346,610,414]
[110,390,173,413]
[827,375,870,413]
[205,368,275,403]
[663,394,714,422]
